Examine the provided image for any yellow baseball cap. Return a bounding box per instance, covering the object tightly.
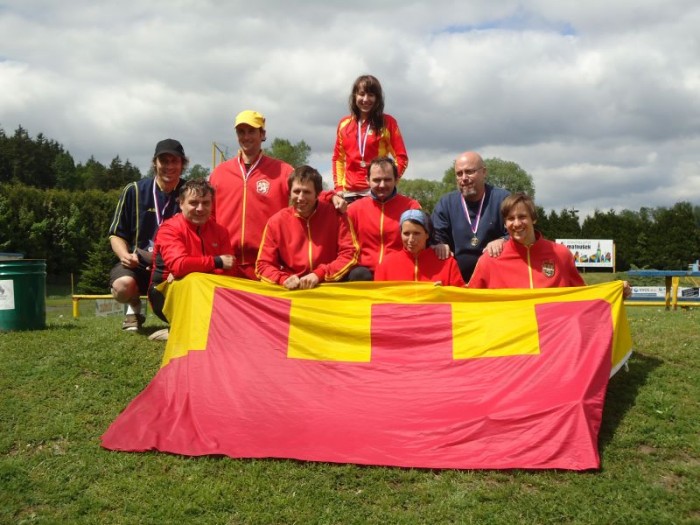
[234,110,265,129]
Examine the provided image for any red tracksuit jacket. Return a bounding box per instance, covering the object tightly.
[332,114,408,193]
[209,154,294,268]
[374,248,465,286]
[347,192,421,271]
[468,233,585,289]
[210,153,339,276]
[150,213,238,286]
[255,200,359,285]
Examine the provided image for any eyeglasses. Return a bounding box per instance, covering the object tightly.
[455,167,483,177]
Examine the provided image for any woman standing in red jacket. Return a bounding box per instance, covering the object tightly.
[332,75,408,203]
[374,210,465,286]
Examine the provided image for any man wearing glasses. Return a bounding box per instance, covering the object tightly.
[431,151,510,282]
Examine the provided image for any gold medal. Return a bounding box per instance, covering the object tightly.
[357,121,370,170]
[461,192,485,250]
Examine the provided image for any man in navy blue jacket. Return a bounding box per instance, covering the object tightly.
[108,139,187,331]
[431,151,510,283]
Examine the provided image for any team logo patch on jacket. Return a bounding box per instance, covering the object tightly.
[256,180,270,195]
[542,261,556,278]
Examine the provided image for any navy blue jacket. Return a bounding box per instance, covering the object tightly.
[108,177,183,254]
[431,184,510,281]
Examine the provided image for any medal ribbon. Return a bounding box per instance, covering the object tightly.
[153,180,174,226]
[357,120,371,165]
[460,192,485,237]
[238,152,263,181]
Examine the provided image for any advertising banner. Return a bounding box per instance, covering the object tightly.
[556,239,614,269]
[630,286,700,301]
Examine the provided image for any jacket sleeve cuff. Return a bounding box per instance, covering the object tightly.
[214,256,223,269]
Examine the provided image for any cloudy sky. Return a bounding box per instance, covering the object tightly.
[1,0,699,218]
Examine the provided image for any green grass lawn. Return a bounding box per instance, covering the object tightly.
[1,291,698,524]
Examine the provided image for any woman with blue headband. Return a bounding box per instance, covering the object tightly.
[374,209,465,286]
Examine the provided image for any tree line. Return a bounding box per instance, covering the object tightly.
[0,125,213,190]
[1,126,698,292]
[398,168,698,271]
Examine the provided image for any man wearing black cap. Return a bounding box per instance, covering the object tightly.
[108,139,188,331]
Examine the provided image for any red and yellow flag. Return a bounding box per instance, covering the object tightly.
[102,274,632,470]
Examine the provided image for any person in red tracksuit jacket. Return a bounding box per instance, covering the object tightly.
[209,110,346,280]
[149,179,240,325]
[332,75,408,202]
[468,193,631,298]
[374,209,465,287]
[256,166,359,290]
[346,157,421,281]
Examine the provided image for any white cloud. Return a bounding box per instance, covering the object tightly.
[0,0,698,218]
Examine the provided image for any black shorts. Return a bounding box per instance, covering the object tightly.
[109,263,151,296]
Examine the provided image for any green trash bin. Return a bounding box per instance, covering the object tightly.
[0,259,46,331]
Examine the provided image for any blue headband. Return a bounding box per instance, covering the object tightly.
[400,209,431,234]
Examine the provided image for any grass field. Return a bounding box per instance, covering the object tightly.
[1,284,699,524]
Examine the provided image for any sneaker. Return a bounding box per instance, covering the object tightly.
[122,313,145,331]
[148,328,169,341]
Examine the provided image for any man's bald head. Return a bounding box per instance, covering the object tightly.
[454,152,487,201]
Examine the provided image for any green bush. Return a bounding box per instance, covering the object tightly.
[0,184,119,286]
[77,239,114,294]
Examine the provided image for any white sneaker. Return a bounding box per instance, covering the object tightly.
[148,328,169,341]
[122,313,145,331]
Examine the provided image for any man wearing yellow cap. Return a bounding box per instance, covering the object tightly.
[210,110,345,279]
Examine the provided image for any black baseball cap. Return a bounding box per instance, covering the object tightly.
[153,138,186,159]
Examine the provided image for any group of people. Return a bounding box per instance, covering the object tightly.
[108,74,628,338]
